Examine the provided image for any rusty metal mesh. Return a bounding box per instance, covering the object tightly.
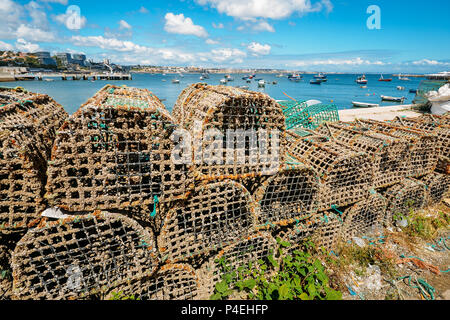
[316,122,410,188]
[106,264,199,300]
[278,212,343,252]
[45,84,193,213]
[353,119,438,178]
[172,83,286,181]
[420,173,450,206]
[158,180,256,264]
[390,116,449,174]
[1,89,67,234]
[197,232,277,299]
[341,192,387,241]
[253,158,320,228]
[286,131,373,210]
[11,212,159,300]
[382,179,428,225]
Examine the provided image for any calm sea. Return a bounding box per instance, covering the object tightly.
[1,73,422,115]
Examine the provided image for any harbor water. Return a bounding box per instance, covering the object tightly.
[0,73,422,115]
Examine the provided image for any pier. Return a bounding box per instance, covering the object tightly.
[10,73,133,82]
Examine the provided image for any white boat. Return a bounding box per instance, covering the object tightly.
[352,101,379,108]
[398,74,410,81]
[356,75,368,84]
[276,74,284,78]
[220,79,227,84]
[172,79,180,84]
[200,76,204,80]
[397,86,406,91]
[258,80,266,88]
[381,95,405,103]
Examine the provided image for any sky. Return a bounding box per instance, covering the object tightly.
[0,0,449,73]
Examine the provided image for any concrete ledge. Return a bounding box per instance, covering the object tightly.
[339,104,423,122]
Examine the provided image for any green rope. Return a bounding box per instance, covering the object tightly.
[398,276,436,300]
[150,195,159,218]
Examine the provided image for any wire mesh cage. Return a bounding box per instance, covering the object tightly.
[341,191,387,242]
[172,83,286,181]
[196,232,277,299]
[45,85,194,213]
[286,131,373,211]
[420,173,450,206]
[352,119,438,178]
[277,100,306,111]
[390,115,450,174]
[278,212,343,252]
[11,211,159,300]
[105,264,199,300]
[284,103,340,131]
[0,233,24,300]
[158,180,257,264]
[253,158,320,228]
[316,122,410,188]
[1,89,67,234]
[382,179,428,226]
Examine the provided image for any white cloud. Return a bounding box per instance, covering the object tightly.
[26,1,49,29]
[251,20,275,32]
[139,6,149,13]
[206,39,220,45]
[212,22,224,29]
[196,0,332,20]
[247,42,271,56]
[119,20,132,30]
[0,41,14,51]
[16,24,56,42]
[293,57,385,67]
[206,48,247,63]
[39,0,68,4]
[412,59,450,66]
[15,38,41,52]
[164,13,208,38]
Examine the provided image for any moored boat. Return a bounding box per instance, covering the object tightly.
[378,74,392,82]
[310,79,322,85]
[381,95,405,103]
[352,101,379,108]
[356,75,368,84]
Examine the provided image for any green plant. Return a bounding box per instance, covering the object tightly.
[1,269,11,280]
[210,239,342,301]
[108,291,140,300]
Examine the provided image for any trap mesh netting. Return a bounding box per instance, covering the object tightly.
[105,264,199,300]
[353,119,438,178]
[172,83,286,181]
[420,173,450,206]
[283,102,339,131]
[11,212,159,300]
[1,88,67,234]
[390,115,450,174]
[316,122,410,188]
[158,180,256,264]
[197,232,277,299]
[278,212,343,252]
[45,84,193,212]
[253,158,320,228]
[286,131,373,210]
[382,179,428,225]
[341,192,387,242]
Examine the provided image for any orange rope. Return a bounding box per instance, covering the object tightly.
[283,92,297,102]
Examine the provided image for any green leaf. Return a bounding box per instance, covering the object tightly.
[307,284,317,298]
[244,279,256,290]
[279,284,290,300]
[215,281,228,294]
[299,293,310,300]
[210,293,222,300]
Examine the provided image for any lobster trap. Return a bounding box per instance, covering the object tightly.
[382,179,428,225]
[106,264,199,300]
[390,115,450,174]
[341,191,387,242]
[316,122,410,188]
[286,131,373,210]
[158,180,257,264]
[278,212,343,252]
[353,119,438,178]
[196,232,277,299]
[1,89,67,234]
[11,212,159,300]
[172,83,286,181]
[45,85,193,213]
[284,102,339,131]
[421,173,450,206]
[253,158,320,228]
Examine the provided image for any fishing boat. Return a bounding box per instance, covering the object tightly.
[172,79,180,84]
[246,79,251,83]
[310,79,322,85]
[314,73,327,80]
[397,86,406,91]
[276,73,284,78]
[360,85,367,89]
[398,74,410,81]
[220,79,227,84]
[225,75,234,81]
[352,101,379,108]
[272,81,277,85]
[381,95,405,103]
[409,89,417,94]
[288,73,302,81]
[258,80,266,88]
[356,75,368,84]
[199,76,204,80]
[378,74,392,82]
[237,85,249,90]
[202,73,210,79]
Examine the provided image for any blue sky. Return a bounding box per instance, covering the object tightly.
[1,0,449,72]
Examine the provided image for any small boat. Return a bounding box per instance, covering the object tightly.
[398,74,410,81]
[220,79,227,84]
[378,74,392,82]
[202,73,210,79]
[272,81,277,85]
[238,85,249,90]
[360,85,367,89]
[352,101,379,108]
[225,75,234,81]
[254,78,263,81]
[246,79,251,83]
[288,73,302,81]
[276,74,284,78]
[381,95,405,103]
[242,76,249,80]
[172,79,180,84]
[409,89,417,94]
[356,75,368,84]
[310,79,322,85]
[43,78,54,82]
[314,73,327,80]
[199,76,204,80]
[397,86,406,91]
[258,80,266,88]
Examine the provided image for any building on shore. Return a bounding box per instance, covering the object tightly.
[33,52,57,66]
